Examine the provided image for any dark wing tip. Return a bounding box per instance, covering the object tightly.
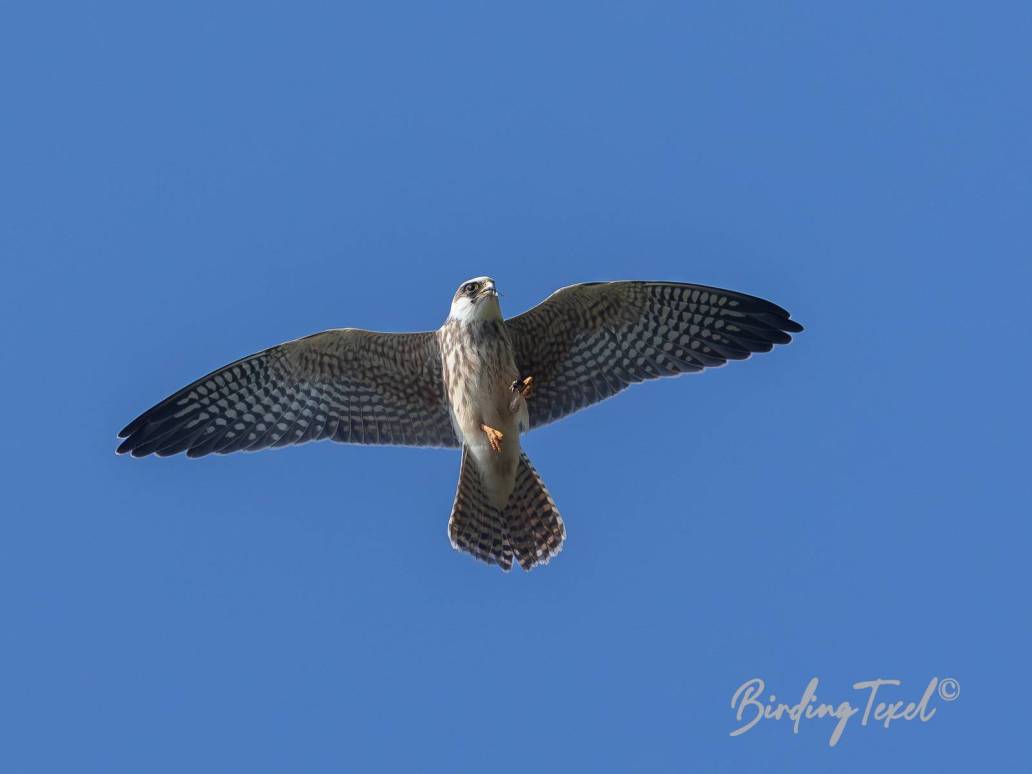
[775,316,804,334]
[642,280,803,335]
[117,418,141,440]
[736,297,804,338]
[116,426,162,457]
[116,409,164,455]
[115,420,150,454]
[116,398,174,450]
[732,297,803,335]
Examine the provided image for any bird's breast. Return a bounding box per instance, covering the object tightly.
[439,319,520,438]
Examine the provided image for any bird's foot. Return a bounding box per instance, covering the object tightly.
[481,423,504,453]
[510,376,534,399]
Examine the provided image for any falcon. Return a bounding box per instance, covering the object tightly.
[117,278,802,570]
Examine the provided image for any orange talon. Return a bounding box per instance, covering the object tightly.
[519,375,534,399]
[481,423,504,453]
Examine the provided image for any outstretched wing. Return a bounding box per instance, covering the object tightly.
[505,281,803,429]
[117,329,459,457]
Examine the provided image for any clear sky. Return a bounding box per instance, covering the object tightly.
[1,2,1028,772]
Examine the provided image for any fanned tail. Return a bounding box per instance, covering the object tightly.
[448,447,565,572]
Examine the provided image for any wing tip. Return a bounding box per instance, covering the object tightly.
[641,279,804,335]
[115,438,160,458]
[781,317,804,334]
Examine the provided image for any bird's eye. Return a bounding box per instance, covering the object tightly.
[464,282,479,294]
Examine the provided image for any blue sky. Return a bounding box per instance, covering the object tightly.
[1,2,1028,771]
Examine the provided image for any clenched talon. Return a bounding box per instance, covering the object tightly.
[519,375,534,398]
[481,423,504,453]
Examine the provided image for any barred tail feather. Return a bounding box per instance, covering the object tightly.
[447,448,565,572]
[448,447,514,570]
[505,452,565,570]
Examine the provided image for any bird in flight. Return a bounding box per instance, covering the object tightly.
[118,278,802,570]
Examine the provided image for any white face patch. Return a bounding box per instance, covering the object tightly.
[448,277,502,322]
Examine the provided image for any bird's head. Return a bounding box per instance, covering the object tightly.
[448,276,502,322]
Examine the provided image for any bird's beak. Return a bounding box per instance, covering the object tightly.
[479,283,499,298]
